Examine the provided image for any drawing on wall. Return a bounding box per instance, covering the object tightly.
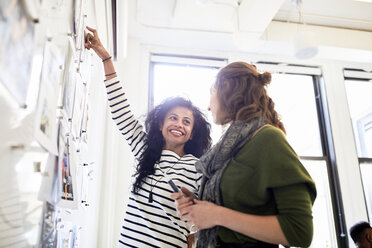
[34,40,64,155]
[57,120,78,209]
[61,38,78,121]
[79,164,90,207]
[78,42,93,86]
[71,74,87,140]
[81,102,89,144]
[23,0,41,22]
[57,222,79,248]
[73,0,85,50]
[39,201,58,248]
[38,154,59,205]
[0,0,35,106]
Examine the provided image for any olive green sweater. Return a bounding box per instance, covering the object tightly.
[216,126,317,247]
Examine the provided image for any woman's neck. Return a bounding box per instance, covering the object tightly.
[163,145,185,157]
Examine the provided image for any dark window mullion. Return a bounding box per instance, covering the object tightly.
[359,158,372,163]
[299,156,328,161]
[313,75,348,248]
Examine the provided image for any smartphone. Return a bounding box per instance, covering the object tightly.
[168,179,179,192]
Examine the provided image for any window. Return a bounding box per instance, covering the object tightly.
[150,55,227,143]
[344,69,372,222]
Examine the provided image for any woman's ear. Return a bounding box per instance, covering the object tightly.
[366,231,372,242]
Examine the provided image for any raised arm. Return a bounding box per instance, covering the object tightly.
[85,26,116,81]
[85,26,146,159]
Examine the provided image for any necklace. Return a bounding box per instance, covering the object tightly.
[148,155,182,203]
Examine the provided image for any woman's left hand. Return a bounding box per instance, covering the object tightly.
[85,26,110,60]
[179,199,220,232]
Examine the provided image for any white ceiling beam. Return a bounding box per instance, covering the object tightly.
[238,0,286,38]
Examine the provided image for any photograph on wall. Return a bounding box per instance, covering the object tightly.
[34,40,64,155]
[57,120,78,209]
[0,0,35,105]
[39,201,58,248]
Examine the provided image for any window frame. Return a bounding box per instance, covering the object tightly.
[148,54,227,111]
[344,68,372,223]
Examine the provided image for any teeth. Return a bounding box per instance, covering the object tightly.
[170,130,183,135]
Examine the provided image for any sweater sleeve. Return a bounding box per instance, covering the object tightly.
[274,184,314,247]
[104,76,146,159]
[261,127,317,247]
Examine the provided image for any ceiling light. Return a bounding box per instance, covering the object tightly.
[292,31,319,59]
[291,0,318,59]
[197,0,215,4]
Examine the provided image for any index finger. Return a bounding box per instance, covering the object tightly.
[86,26,97,34]
[171,192,183,200]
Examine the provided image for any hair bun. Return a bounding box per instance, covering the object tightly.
[259,72,271,86]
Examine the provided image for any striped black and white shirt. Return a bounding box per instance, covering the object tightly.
[104,77,202,248]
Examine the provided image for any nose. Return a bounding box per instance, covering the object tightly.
[175,119,183,127]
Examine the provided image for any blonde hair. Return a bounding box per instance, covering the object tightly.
[215,62,286,133]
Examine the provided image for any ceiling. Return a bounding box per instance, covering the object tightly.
[134,0,372,33]
[274,0,372,32]
[123,0,372,59]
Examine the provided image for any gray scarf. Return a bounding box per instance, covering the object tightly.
[195,116,266,248]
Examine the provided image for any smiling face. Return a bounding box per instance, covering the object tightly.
[160,106,194,156]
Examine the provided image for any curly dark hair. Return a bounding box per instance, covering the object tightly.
[215,62,286,133]
[350,221,371,243]
[132,97,212,193]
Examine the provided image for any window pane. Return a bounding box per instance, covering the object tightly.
[152,63,222,143]
[267,74,323,156]
[345,80,372,158]
[301,160,338,248]
[360,162,372,223]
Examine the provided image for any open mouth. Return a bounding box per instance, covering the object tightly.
[170,129,184,136]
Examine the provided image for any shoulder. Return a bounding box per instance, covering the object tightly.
[254,125,286,143]
[237,125,287,157]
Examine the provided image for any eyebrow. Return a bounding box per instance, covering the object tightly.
[168,113,193,121]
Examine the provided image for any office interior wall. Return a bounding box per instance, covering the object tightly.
[0,0,112,247]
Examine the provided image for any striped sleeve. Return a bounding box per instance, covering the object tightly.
[104,77,146,159]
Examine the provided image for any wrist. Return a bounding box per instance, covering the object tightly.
[100,50,111,61]
[213,205,225,226]
[102,56,112,63]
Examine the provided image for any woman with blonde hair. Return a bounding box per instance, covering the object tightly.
[173,62,317,248]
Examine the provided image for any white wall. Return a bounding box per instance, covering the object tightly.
[0,0,113,246]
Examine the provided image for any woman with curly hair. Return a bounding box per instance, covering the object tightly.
[85,27,211,247]
[172,62,317,248]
